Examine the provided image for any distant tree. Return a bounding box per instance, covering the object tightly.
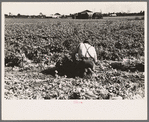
[5,14,8,18]
[17,13,21,17]
[9,12,12,16]
[39,12,43,16]
[139,11,144,15]
[39,12,46,18]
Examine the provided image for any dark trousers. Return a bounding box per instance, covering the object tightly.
[75,58,95,77]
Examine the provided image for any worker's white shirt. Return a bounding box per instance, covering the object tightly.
[77,43,97,63]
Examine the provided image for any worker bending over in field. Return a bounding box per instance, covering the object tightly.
[72,40,98,77]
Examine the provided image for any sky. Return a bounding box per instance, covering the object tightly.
[2,2,147,16]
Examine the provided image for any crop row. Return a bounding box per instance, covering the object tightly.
[5,19,144,67]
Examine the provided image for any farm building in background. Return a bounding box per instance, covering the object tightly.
[79,10,93,19]
[72,10,103,19]
[110,13,117,17]
[72,10,93,19]
[53,13,61,18]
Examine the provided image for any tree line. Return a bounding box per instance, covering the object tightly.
[103,11,144,17]
[5,11,144,19]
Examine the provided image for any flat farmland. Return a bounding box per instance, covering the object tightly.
[103,15,144,20]
[4,17,145,100]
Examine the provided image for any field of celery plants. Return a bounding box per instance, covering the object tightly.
[4,17,145,100]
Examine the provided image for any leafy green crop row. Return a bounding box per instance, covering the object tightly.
[5,18,144,67]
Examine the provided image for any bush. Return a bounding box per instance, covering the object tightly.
[5,54,22,67]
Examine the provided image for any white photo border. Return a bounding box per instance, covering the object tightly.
[1,1,148,120]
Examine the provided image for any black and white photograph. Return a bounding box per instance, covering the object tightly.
[1,2,147,120]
